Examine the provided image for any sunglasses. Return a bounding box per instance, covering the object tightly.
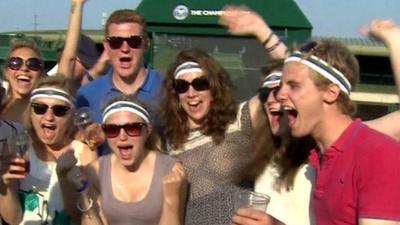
[300,41,318,53]
[7,57,43,72]
[31,102,71,117]
[258,87,279,103]
[106,35,145,49]
[102,122,147,138]
[173,77,210,94]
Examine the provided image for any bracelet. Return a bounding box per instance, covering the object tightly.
[262,32,274,47]
[76,197,93,212]
[265,38,283,53]
[76,180,89,193]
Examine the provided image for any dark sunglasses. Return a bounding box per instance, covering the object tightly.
[300,41,317,53]
[7,57,43,72]
[31,102,71,117]
[173,77,210,94]
[258,86,279,103]
[106,35,145,49]
[102,122,147,138]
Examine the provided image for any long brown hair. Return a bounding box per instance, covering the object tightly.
[162,49,238,149]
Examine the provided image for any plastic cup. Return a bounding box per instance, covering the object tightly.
[8,129,31,175]
[234,190,270,212]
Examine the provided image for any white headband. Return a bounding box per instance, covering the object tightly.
[30,87,75,105]
[174,61,203,79]
[102,101,150,123]
[285,51,352,95]
[262,72,282,88]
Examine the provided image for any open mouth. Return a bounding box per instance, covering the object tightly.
[117,144,133,160]
[119,57,132,68]
[41,123,57,139]
[16,75,32,86]
[187,100,202,112]
[283,105,298,127]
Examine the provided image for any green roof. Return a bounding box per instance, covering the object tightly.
[137,0,312,43]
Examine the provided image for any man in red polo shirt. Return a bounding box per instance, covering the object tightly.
[277,39,400,225]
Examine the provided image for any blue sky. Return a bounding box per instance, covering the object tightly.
[0,0,399,38]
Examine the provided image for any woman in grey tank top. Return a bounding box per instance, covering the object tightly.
[72,95,187,225]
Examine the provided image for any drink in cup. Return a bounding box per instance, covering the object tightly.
[9,129,31,175]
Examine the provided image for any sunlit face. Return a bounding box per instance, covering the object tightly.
[104,111,150,168]
[30,97,73,147]
[176,71,213,129]
[6,47,42,98]
[277,62,325,138]
[104,22,147,79]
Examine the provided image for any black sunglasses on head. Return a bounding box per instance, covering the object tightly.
[173,77,210,94]
[102,122,147,138]
[106,35,145,49]
[31,102,71,117]
[7,57,43,72]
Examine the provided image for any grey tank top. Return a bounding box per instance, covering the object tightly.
[99,152,177,225]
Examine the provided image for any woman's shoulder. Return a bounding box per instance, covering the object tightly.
[154,151,178,170]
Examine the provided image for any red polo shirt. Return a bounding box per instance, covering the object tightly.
[309,119,400,225]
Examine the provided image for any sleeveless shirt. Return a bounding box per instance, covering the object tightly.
[99,152,177,225]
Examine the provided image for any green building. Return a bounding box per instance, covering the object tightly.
[136,0,312,101]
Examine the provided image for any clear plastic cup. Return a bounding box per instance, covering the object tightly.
[234,190,270,212]
[8,129,31,175]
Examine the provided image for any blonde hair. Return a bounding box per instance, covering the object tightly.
[298,39,359,116]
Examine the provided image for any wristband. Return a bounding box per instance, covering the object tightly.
[265,38,283,53]
[262,32,274,47]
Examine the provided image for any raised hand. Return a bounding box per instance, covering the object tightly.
[162,162,187,206]
[361,19,400,44]
[219,5,271,43]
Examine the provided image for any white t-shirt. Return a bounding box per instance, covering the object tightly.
[18,140,84,225]
[255,163,316,225]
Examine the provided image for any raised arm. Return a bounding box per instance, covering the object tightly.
[219,5,287,127]
[57,0,86,78]
[362,19,400,141]
[219,5,288,60]
[159,162,187,225]
[81,50,110,85]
